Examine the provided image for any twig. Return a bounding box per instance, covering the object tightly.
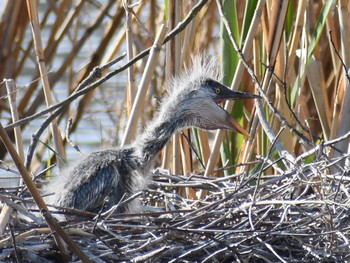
[295,129,350,163]
[9,224,20,263]
[329,30,350,82]
[262,61,321,142]
[180,130,206,170]
[252,126,286,203]
[65,118,81,154]
[0,194,44,225]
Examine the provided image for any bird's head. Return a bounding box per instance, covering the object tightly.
[158,57,260,138]
[173,77,259,137]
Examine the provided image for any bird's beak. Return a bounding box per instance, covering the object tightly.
[226,116,252,138]
[216,84,260,138]
[217,85,261,101]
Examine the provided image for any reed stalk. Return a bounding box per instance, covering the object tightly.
[1,1,350,261]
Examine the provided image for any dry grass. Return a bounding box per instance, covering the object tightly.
[1,149,350,261]
[1,0,350,262]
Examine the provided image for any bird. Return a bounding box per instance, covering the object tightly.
[44,58,260,214]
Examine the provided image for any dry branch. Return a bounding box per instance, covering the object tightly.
[1,146,349,261]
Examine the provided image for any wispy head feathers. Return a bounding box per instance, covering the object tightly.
[166,55,220,96]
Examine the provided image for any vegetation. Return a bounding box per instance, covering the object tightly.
[0,0,350,261]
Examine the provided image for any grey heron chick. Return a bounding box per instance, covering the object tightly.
[45,61,259,213]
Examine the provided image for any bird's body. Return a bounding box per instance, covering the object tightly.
[45,58,259,213]
[49,148,138,212]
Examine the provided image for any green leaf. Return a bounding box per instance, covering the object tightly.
[307,0,334,63]
[220,0,241,175]
[241,0,259,42]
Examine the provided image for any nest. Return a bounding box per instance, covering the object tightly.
[1,151,350,263]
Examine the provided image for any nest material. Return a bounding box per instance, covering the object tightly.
[1,154,350,263]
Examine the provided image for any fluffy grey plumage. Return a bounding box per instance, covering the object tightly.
[45,59,259,213]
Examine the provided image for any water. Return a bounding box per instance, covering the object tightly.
[0,1,129,187]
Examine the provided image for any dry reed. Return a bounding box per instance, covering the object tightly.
[0,0,350,262]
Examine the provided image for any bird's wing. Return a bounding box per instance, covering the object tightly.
[52,148,139,212]
[71,163,118,210]
[54,150,123,211]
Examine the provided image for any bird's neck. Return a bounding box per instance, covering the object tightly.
[135,113,184,167]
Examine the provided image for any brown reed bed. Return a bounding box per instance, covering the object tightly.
[1,144,350,262]
[1,0,350,262]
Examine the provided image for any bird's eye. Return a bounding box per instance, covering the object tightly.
[215,87,221,94]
